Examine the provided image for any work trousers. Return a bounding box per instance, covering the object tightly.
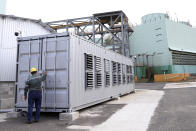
[27,90,42,122]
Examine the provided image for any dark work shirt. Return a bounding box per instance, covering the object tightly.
[24,73,46,97]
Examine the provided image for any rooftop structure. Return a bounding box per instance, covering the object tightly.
[46,11,134,56]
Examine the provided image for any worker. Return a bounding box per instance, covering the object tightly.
[24,67,47,124]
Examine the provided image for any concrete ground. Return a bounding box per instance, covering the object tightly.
[1,82,196,131]
[147,82,196,131]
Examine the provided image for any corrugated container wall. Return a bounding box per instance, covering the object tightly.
[0,16,52,81]
[16,33,135,112]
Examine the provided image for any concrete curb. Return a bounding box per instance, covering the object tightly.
[7,112,21,118]
[59,112,79,123]
[0,108,14,113]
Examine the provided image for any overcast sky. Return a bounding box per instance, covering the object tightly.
[6,0,196,26]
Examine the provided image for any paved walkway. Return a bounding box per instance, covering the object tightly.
[90,90,164,131]
[66,89,164,131]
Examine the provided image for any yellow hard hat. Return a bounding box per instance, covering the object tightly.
[30,68,37,73]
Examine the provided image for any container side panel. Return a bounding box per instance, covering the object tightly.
[69,35,135,110]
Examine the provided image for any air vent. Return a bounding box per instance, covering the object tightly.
[112,61,117,85]
[85,53,94,89]
[122,64,126,84]
[117,63,121,84]
[104,59,110,87]
[85,54,93,70]
[95,56,102,87]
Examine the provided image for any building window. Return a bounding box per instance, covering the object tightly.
[95,56,102,88]
[85,53,94,89]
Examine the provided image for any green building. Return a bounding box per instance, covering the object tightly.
[130,13,196,80]
[0,0,6,14]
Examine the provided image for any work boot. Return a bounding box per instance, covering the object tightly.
[34,120,39,123]
[26,121,32,124]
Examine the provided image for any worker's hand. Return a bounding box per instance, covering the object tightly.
[43,71,47,76]
[24,96,27,101]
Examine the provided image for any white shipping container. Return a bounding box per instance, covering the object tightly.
[15,33,135,112]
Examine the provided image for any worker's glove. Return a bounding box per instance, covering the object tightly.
[43,71,47,76]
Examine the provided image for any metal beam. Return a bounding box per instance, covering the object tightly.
[46,11,133,56]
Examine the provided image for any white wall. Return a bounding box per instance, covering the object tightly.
[166,20,196,53]
[130,18,171,67]
[0,17,51,81]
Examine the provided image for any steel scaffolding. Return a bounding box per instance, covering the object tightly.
[46,11,133,56]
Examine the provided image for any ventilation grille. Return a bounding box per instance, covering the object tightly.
[123,75,126,83]
[117,63,121,84]
[84,53,133,89]
[96,73,102,87]
[105,59,110,72]
[126,65,131,73]
[112,61,117,85]
[172,50,196,65]
[85,54,94,88]
[105,73,110,86]
[122,64,126,84]
[112,62,117,73]
[127,75,130,84]
[95,56,102,87]
[126,65,133,84]
[104,59,110,87]
[85,54,93,70]
[86,72,93,88]
[113,74,117,85]
[95,57,102,71]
